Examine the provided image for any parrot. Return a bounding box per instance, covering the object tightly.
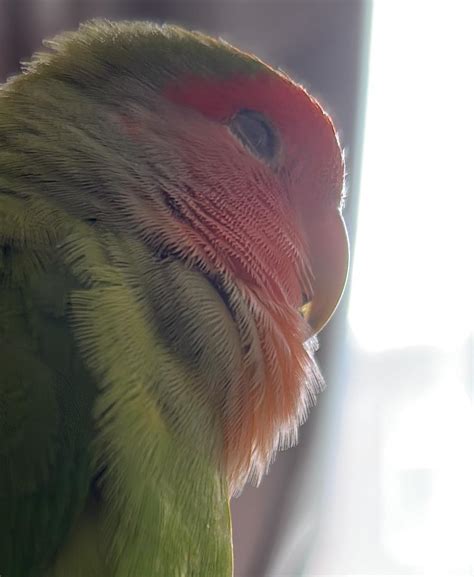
[0,19,349,577]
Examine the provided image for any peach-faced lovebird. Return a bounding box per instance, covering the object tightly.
[0,20,348,577]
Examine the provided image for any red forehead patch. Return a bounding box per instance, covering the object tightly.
[163,72,343,205]
[164,72,324,126]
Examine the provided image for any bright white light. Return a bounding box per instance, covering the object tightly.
[346,1,474,573]
[348,0,474,352]
[382,378,474,570]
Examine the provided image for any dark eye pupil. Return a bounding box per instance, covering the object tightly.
[229,109,277,161]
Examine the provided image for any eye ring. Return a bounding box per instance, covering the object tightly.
[228,109,279,163]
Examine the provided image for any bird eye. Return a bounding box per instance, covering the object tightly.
[229,109,278,162]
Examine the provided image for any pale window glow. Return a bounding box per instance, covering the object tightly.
[349,0,473,352]
[345,0,474,574]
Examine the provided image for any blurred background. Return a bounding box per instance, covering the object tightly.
[1,0,472,575]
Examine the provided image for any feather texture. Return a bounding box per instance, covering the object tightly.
[0,19,341,576]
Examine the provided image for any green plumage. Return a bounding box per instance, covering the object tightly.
[0,19,264,577]
[0,197,233,576]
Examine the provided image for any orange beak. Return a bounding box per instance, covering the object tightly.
[301,211,350,334]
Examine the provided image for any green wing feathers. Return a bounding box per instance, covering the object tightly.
[0,195,232,576]
[0,196,97,576]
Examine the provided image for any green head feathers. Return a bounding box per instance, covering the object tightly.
[6,20,266,101]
